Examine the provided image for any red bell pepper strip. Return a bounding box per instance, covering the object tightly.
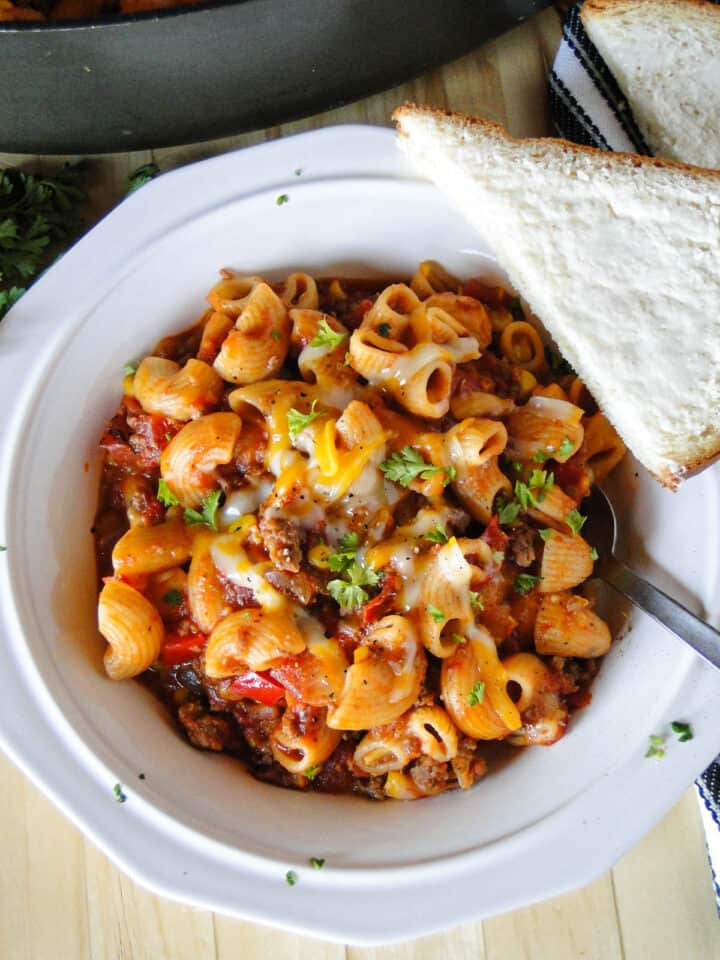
[160,633,206,666]
[227,670,286,706]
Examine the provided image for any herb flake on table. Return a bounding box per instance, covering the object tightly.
[645,734,666,759]
[126,163,160,194]
[309,857,325,869]
[285,870,298,886]
[113,782,127,803]
[671,721,693,742]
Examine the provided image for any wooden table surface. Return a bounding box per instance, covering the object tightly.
[2,8,720,958]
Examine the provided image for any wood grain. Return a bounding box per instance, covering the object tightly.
[1,8,719,958]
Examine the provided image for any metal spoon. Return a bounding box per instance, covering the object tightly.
[583,486,720,671]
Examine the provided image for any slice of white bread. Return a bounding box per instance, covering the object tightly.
[393,104,720,488]
[581,0,720,168]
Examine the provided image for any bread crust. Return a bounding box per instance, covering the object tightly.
[393,102,720,183]
[581,0,720,21]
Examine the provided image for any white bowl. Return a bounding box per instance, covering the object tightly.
[0,126,719,945]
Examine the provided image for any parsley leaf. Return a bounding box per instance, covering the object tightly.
[304,764,322,781]
[113,782,127,803]
[270,329,282,341]
[466,681,485,706]
[276,194,289,206]
[309,857,325,869]
[327,532,360,574]
[184,490,222,531]
[0,545,7,552]
[510,461,523,473]
[492,550,505,564]
[671,721,693,742]
[515,480,538,511]
[645,734,665,759]
[328,561,380,610]
[566,510,587,535]
[469,590,484,612]
[590,546,599,561]
[514,573,543,595]
[380,446,452,487]
[377,322,391,337]
[287,399,324,442]
[126,162,160,194]
[123,360,139,376]
[451,633,466,644]
[427,604,445,623]
[157,478,179,508]
[425,525,450,544]
[532,448,554,463]
[558,437,576,458]
[163,589,183,608]
[286,870,298,886]
[310,317,347,350]
[539,528,554,543]
[497,500,521,525]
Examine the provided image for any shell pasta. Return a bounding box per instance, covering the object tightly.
[94,265,625,800]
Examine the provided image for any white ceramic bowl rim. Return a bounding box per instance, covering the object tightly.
[0,126,719,945]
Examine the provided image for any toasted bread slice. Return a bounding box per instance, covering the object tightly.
[394,104,720,488]
[581,0,720,169]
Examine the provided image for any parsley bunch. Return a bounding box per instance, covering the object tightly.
[0,163,87,319]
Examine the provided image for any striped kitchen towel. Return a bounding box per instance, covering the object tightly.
[549,0,720,913]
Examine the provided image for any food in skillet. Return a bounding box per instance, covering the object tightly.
[0,0,204,19]
[94,263,625,799]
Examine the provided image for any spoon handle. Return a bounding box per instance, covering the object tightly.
[601,556,720,672]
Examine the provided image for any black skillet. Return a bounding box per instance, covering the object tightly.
[1,0,552,155]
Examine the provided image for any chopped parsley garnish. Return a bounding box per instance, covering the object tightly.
[123,360,139,376]
[645,734,665,759]
[427,604,445,624]
[310,317,346,350]
[497,500,521,525]
[287,399,324,442]
[157,478,179,508]
[539,528,554,543]
[451,633,466,644]
[0,545,6,552]
[469,591,484,612]
[327,532,360,574]
[286,870,298,886]
[377,322,391,337]
[528,468,554,494]
[270,329,282,341]
[425,525,450,544]
[127,162,159,194]
[184,490,222,531]
[514,573,543,595]
[466,681,485,706]
[164,431,173,442]
[304,764,322,781]
[163,589,183,608]
[328,561,379,611]
[671,721,693,742]
[380,446,453,487]
[510,461,523,473]
[294,168,302,177]
[532,448,553,463]
[590,547,599,561]
[309,857,325,869]
[492,550,504,564]
[566,509,587,535]
[276,194,289,206]
[113,782,127,803]
[558,437,576,458]
[514,480,538,511]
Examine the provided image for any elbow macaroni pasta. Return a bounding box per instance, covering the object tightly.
[94,265,622,800]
